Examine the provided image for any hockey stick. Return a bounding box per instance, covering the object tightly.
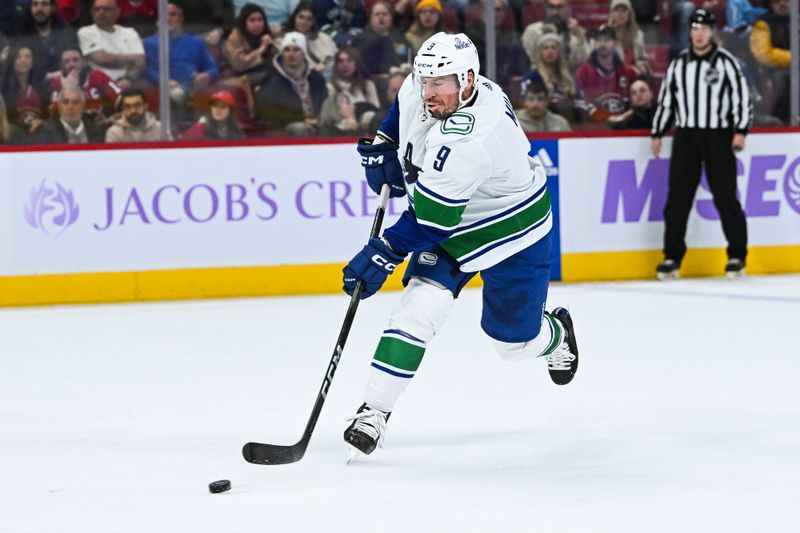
[242,184,392,465]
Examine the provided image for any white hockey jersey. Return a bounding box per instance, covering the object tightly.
[381,74,552,272]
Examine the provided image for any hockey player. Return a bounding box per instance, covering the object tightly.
[341,32,579,457]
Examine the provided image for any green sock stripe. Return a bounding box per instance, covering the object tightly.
[373,336,426,372]
[542,314,563,356]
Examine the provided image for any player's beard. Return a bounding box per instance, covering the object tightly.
[426,98,457,120]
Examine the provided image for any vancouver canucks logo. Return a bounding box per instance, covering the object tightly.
[704,67,720,84]
[453,37,471,50]
[441,112,475,135]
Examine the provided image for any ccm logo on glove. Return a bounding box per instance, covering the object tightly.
[371,254,397,272]
[361,155,384,166]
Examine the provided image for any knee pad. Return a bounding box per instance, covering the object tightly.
[387,277,454,342]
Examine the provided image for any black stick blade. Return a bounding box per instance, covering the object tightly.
[242,442,306,465]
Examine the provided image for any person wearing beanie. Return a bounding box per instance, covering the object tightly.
[404,0,445,56]
[284,1,338,77]
[522,0,591,71]
[256,30,328,135]
[521,23,586,124]
[182,89,244,140]
[607,0,650,76]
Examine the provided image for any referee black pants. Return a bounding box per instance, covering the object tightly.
[663,128,748,263]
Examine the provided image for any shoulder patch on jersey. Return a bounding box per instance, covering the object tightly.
[440,112,475,135]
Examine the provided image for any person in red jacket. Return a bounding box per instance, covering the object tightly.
[182,89,243,140]
[574,24,637,122]
[49,46,122,122]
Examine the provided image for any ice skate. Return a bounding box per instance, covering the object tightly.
[656,259,680,281]
[344,403,390,458]
[546,308,579,385]
[725,258,746,279]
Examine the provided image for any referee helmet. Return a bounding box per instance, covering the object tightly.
[689,8,716,28]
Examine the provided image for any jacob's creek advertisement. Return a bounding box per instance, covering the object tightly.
[2,132,799,305]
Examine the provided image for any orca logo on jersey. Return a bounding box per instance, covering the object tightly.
[441,112,475,135]
[361,155,385,166]
[371,254,397,272]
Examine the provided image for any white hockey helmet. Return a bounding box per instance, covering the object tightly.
[413,32,480,105]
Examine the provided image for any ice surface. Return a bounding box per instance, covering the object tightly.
[2,275,799,532]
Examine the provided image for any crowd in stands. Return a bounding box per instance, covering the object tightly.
[0,0,794,146]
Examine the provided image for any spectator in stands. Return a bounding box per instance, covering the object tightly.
[256,31,327,135]
[222,3,276,90]
[57,0,158,35]
[574,24,636,122]
[523,26,585,123]
[105,86,162,141]
[353,0,412,76]
[143,0,218,109]
[364,69,403,132]
[284,1,337,75]
[522,0,590,71]
[404,0,445,56]
[314,0,367,48]
[750,0,791,123]
[516,78,571,133]
[321,46,380,132]
[466,0,529,90]
[49,46,122,122]
[32,82,105,143]
[318,91,360,135]
[16,0,79,80]
[78,0,146,89]
[0,94,26,145]
[182,89,243,140]
[233,0,299,33]
[607,0,650,77]
[1,45,49,135]
[608,76,654,129]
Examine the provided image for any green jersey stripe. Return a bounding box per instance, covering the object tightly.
[374,336,427,372]
[413,187,466,229]
[441,188,551,259]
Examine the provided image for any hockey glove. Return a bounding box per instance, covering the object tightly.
[343,237,405,299]
[357,137,406,198]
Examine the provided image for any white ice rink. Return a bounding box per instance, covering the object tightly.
[2,275,799,532]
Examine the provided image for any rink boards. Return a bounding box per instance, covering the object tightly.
[2,132,799,306]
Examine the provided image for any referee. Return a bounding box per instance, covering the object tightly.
[651,8,752,280]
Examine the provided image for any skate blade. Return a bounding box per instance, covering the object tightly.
[726,270,746,280]
[345,446,363,465]
[657,271,679,281]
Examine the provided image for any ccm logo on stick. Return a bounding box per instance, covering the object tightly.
[371,254,396,271]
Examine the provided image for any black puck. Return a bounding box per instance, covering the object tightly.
[209,479,231,493]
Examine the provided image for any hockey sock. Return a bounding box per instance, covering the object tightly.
[492,313,564,362]
[364,278,453,412]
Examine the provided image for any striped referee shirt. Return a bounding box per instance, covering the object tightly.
[651,44,752,137]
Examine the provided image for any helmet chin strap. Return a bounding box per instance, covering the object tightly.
[457,71,477,110]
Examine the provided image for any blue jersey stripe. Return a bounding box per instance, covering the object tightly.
[454,183,547,234]
[459,212,551,265]
[415,179,470,206]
